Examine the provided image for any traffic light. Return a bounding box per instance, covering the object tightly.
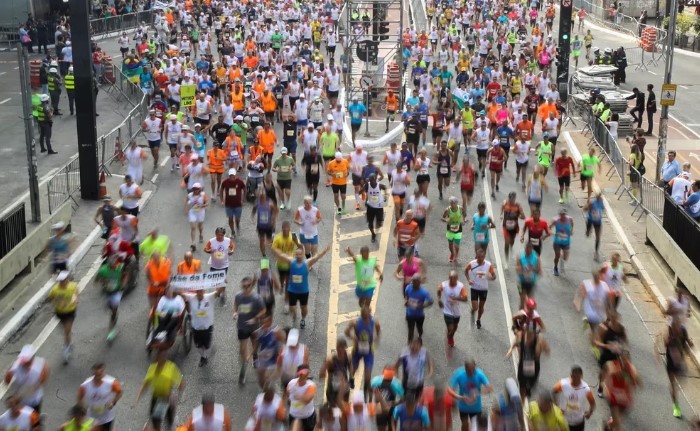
[557,0,573,88]
[379,21,390,40]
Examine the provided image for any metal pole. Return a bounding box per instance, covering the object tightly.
[18,44,41,222]
[364,59,370,137]
[655,0,677,182]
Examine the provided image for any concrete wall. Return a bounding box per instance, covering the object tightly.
[647,216,700,299]
[0,201,72,292]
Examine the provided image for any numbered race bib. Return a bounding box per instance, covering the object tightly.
[557,232,568,241]
[450,224,460,232]
[92,404,107,415]
[292,400,305,410]
[251,115,260,123]
[287,130,295,137]
[369,195,379,203]
[310,164,319,174]
[408,127,416,134]
[523,359,536,376]
[440,166,449,174]
[239,303,252,313]
[196,310,208,317]
[335,172,344,178]
[408,298,420,309]
[259,213,269,223]
[214,251,225,260]
[228,188,237,196]
[475,232,486,242]
[357,340,371,354]
[279,165,290,173]
[292,274,303,283]
[530,237,540,246]
[505,220,516,229]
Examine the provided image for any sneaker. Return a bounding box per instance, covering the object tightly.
[558,198,564,204]
[673,402,682,418]
[491,192,495,199]
[582,316,589,329]
[496,184,499,191]
[597,386,604,398]
[355,203,361,210]
[476,319,482,329]
[106,328,118,342]
[312,200,317,206]
[371,233,376,243]
[337,207,342,215]
[199,357,207,367]
[238,363,247,384]
[553,267,559,276]
[439,193,443,200]
[284,304,290,314]
[280,203,285,210]
[63,345,71,364]
[300,319,306,329]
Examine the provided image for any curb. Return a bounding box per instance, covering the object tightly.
[564,131,700,370]
[0,191,154,349]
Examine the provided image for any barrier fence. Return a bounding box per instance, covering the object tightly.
[47,156,81,214]
[662,195,700,270]
[0,203,26,259]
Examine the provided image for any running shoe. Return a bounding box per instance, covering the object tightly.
[280,203,285,210]
[673,402,682,418]
[476,319,482,329]
[238,364,247,384]
[558,198,564,204]
[300,319,306,329]
[582,316,589,329]
[553,267,559,276]
[106,328,118,342]
[355,203,360,210]
[337,207,342,215]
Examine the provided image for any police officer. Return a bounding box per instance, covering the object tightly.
[37,94,57,154]
[600,47,613,65]
[47,66,63,115]
[64,66,75,115]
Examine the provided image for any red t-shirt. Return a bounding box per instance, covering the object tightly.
[524,218,550,239]
[486,81,501,100]
[555,156,576,177]
[420,387,454,430]
[515,121,533,141]
[220,177,246,208]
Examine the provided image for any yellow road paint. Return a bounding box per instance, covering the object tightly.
[338,230,374,241]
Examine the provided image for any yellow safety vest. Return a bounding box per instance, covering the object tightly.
[48,75,56,92]
[64,74,75,90]
[36,104,48,122]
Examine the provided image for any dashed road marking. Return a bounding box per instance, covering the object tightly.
[0,98,11,104]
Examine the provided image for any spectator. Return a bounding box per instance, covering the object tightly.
[626,88,645,129]
[670,171,692,204]
[638,10,648,37]
[36,20,48,54]
[682,180,700,221]
[19,24,32,53]
[626,128,646,153]
[661,151,682,192]
[646,84,657,135]
[628,144,644,205]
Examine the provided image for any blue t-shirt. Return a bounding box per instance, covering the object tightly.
[497,126,514,148]
[405,96,420,108]
[469,88,484,102]
[587,199,605,224]
[449,367,490,413]
[473,213,490,244]
[404,285,433,318]
[392,404,430,431]
[288,260,309,294]
[348,103,367,125]
[370,376,405,396]
[685,192,700,218]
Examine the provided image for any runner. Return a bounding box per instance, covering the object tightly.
[345,306,381,400]
[252,189,279,257]
[133,350,185,430]
[363,174,388,243]
[252,385,287,430]
[286,364,318,431]
[501,192,526,267]
[233,277,266,384]
[575,268,613,345]
[602,253,627,309]
[183,394,232,431]
[294,196,322,258]
[48,270,78,363]
[271,243,331,327]
[471,202,496,254]
[77,363,123,429]
[346,246,384,308]
[395,337,434,398]
[272,221,302,312]
[464,248,497,329]
[394,210,421,259]
[583,193,605,262]
[580,147,601,201]
[506,324,550,401]
[95,256,127,343]
[219,168,246,236]
[272,148,295,210]
[521,208,550,256]
[391,161,412,221]
[486,142,506,198]
[437,270,469,348]
[554,148,577,204]
[3,345,48,413]
[302,145,324,205]
[526,166,547,212]
[603,351,640,431]
[455,157,476,210]
[326,152,350,214]
[515,242,543,309]
[442,197,467,264]
[447,359,493,428]
[184,182,209,250]
[534,133,553,177]
[403,275,433,343]
[203,227,235,303]
[550,208,574,276]
[472,122,491,178]
[553,365,596,431]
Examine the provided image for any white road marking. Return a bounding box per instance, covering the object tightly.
[648,71,658,75]
[151,173,159,183]
[685,124,700,127]
[13,67,18,70]
[680,85,689,90]
[160,155,170,167]
[0,98,11,104]
[0,72,6,76]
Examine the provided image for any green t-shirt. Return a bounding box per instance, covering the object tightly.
[271,33,283,49]
[537,141,552,167]
[98,263,123,293]
[232,123,248,147]
[139,235,171,260]
[321,132,339,157]
[355,257,377,290]
[274,156,295,180]
[581,154,600,176]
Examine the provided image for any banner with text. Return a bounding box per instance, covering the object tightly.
[169,270,226,291]
[180,85,197,108]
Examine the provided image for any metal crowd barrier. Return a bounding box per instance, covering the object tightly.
[0,203,26,259]
[89,10,154,38]
[47,156,81,214]
[662,195,700,270]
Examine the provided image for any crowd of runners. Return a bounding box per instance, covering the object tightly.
[1,0,694,430]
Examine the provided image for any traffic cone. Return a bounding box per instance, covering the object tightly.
[98,171,107,198]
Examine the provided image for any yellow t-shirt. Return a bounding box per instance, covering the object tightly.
[144,361,182,399]
[528,401,569,431]
[49,282,78,314]
[272,234,298,270]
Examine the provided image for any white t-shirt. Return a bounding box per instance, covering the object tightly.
[156,295,186,315]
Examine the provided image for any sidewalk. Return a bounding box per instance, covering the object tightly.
[566,130,700,410]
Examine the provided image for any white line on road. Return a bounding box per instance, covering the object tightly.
[160,155,170,167]
[685,124,700,127]
[648,71,658,75]
[13,67,18,70]
[681,85,689,90]
[151,173,159,183]
[0,72,6,76]
[0,98,11,104]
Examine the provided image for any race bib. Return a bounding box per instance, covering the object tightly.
[408,298,419,309]
[259,213,269,223]
[440,166,449,174]
[92,404,107,415]
[251,115,260,123]
[475,232,486,242]
[450,224,460,232]
[530,237,540,246]
[357,340,370,354]
[214,251,225,260]
[369,195,379,203]
[557,232,568,241]
[239,303,252,313]
[310,164,319,174]
[292,275,303,283]
[505,220,516,229]
[196,310,208,317]
[279,165,290,173]
[287,130,295,137]
[228,188,237,196]
[335,172,344,178]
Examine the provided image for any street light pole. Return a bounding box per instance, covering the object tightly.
[655,0,677,182]
[17,45,41,222]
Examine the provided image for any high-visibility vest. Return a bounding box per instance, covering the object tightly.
[177,259,201,274]
[31,94,41,118]
[64,74,75,90]
[63,418,94,431]
[48,75,57,92]
[261,93,276,113]
[36,104,48,122]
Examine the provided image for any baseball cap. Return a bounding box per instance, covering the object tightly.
[352,95,359,101]
[192,182,202,189]
[170,114,177,120]
[56,270,70,281]
[327,114,334,120]
[228,168,237,176]
[296,364,310,375]
[235,115,244,121]
[281,147,288,154]
[18,345,35,364]
[300,93,306,98]
[190,154,199,160]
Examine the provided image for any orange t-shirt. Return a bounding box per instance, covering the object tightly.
[396,219,419,246]
[231,91,245,111]
[243,55,259,69]
[327,159,349,185]
[257,129,277,153]
[516,121,534,141]
[207,148,227,173]
[176,259,201,274]
[252,80,266,95]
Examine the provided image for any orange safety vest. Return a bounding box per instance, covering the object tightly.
[252,80,266,95]
[386,95,398,111]
[245,40,256,53]
[231,91,245,111]
[177,259,201,274]
[260,93,277,113]
[207,148,227,173]
[147,257,172,286]
[257,129,277,153]
[224,136,243,156]
[249,144,264,161]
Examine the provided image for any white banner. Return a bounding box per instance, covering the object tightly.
[152,1,175,10]
[169,270,227,291]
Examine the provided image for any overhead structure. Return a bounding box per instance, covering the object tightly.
[344,0,404,113]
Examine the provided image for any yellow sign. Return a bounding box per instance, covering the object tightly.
[660,83,677,107]
[180,85,197,107]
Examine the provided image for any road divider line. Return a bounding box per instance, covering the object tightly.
[0,98,11,104]
[160,156,170,167]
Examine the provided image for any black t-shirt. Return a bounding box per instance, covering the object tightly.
[470,102,486,113]
[211,123,232,144]
[405,120,422,140]
[303,153,322,177]
[283,121,297,143]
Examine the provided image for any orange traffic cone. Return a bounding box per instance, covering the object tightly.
[98,171,107,198]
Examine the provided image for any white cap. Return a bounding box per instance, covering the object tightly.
[190,153,199,160]
[335,151,343,159]
[170,114,177,120]
[40,94,50,102]
[299,93,306,98]
[235,115,244,121]
[327,114,333,120]
[287,328,300,346]
[281,147,288,154]
[681,171,691,179]
[18,345,35,363]
[192,182,202,189]
[352,95,359,101]
[182,125,190,131]
[56,270,70,281]
[52,221,65,230]
[66,40,72,46]
[228,168,237,176]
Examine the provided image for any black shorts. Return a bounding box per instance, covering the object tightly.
[331,184,347,194]
[417,174,430,184]
[305,175,320,188]
[443,314,460,326]
[237,327,256,340]
[278,179,292,189]
[519,280,535,296]
[416,217,426,232]
[470,289,488,301]
[193,326,213,348]
[194,118,210,127]
[352,174,363,186]
[328,90,339,99]
[120,47,129,54]
[366,205,384,226]
[288,291,309,306]
[581,173,593,182]
[257,227,274,239]
[558,175,571,187]
[56,311,76,322]
[95,422,114,431]
[148,139,161,148]
[351,123,361,132]
[289,413,316,431]
[278,268,290,280]
[516,160,529,168]
[476,148,488,159]
[52,262,68,273]
[459,411,479,420]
